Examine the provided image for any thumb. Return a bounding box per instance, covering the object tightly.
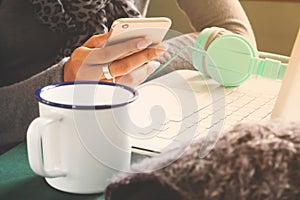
[83,33,109,48]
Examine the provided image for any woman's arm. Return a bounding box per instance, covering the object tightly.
[176,0,256,47]
[0,58,66,154]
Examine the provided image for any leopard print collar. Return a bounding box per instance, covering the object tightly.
[29,0,141,61]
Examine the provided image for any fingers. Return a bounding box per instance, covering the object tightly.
[64,34,167,84]
[107,61,161,87]
[107,44,167,78]
[87,38,153,64]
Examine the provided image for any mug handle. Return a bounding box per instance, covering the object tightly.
[27,114,66,178]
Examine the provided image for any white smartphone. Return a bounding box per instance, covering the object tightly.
[104,17,172,46]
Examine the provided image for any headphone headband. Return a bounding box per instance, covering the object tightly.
[251,57,287,80]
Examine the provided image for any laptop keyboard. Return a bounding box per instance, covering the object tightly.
[137,88,277,142]
[129,70,281,154]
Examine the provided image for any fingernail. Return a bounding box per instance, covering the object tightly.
[155,43,169,56]
[149,61,161,70]
[137,39,152,49]
[148,61,161,73]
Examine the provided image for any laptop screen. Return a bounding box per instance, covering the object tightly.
[272,28,300,121]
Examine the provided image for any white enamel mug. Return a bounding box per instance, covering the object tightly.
[26,81,138,194]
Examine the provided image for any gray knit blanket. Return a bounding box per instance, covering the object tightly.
[105,120,300,200]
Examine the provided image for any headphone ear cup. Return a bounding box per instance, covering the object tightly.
[193,27,233,76]
[206,34,257,86]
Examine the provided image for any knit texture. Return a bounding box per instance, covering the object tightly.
[105,120,300,200]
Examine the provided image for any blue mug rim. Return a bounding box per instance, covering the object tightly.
[35,81,139,110]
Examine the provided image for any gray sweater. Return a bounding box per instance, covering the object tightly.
[0,0,255,154]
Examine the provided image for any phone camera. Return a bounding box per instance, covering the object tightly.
[122,24,129,29]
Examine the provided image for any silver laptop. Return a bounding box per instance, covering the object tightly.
[128,28,300,156]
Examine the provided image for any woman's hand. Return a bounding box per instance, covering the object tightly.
[64,33,166,87]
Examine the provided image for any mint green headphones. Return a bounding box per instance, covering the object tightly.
[193,27,290,86]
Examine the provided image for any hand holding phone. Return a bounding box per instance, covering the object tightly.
[64,17,170,87]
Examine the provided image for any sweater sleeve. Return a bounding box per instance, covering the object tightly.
[176,0,256,47]
[0,58,68,154]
